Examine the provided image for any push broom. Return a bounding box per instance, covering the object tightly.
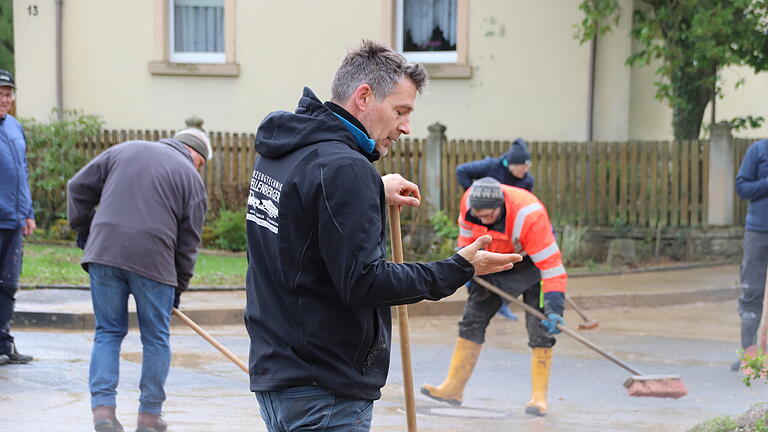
[472,276,688,399]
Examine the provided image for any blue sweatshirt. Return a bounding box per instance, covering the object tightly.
[736,139,768,232]
[0,114,34,229]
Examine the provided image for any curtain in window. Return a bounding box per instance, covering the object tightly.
[174,0,224,53]
[403,0,456,51]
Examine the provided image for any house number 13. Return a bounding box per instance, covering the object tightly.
[28,5,38,16]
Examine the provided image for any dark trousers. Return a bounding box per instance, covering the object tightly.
[459,270,555,349]
[739,230,768,349]
[0,227,23,354]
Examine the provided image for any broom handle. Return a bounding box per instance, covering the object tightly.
[564,295,592,322]
[172,308,249,374]
[472,277,643,376]
[389,206,417,432]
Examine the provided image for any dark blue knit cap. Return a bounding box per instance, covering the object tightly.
[503,138,530,165]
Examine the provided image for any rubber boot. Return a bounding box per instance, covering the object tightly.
[420,338,481,406]
[525,347,552,416]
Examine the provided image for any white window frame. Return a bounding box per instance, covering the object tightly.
[168,0,226,64]
[395,0,459,64]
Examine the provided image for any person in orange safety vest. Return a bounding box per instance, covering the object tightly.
[421,177,566,417]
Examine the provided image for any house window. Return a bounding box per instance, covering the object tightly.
[396,0,458,64]
[169,0,225,64]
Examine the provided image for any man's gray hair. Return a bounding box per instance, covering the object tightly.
[331,40,428,103]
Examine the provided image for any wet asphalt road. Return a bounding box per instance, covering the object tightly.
[1,300,766,432]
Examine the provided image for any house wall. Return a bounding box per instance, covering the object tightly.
[12,0,768,141]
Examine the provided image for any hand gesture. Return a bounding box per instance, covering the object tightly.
[457,235,522,276]
[381,173,421,208]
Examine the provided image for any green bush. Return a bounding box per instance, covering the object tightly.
[48,218,75,240]
[211,209,247,251]
[430,210,458,258]
[21,109,103,228]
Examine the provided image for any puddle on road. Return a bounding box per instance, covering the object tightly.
[121,351,224,369]
[414,405,508,419]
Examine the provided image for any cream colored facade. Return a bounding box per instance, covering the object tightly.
[12,0,768,141]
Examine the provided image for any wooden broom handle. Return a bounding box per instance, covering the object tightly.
[389,206,418,432]
[472,277,643,376]
[172,308,249,374]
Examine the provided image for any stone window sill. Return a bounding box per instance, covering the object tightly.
[423,63,472,79]
[148,61,240,77]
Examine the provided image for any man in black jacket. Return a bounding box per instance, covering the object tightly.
[245,40,522,431]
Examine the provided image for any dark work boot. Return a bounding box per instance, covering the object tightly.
[731,359,742,371]
[136,412,167,432]
[93,406,124,432]
[4,344,33,364]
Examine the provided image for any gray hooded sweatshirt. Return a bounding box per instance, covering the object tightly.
[67,139,207,291]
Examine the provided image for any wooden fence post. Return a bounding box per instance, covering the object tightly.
[707,122,734,225]
[425,122,446,215]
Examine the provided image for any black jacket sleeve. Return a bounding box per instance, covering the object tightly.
[317,158,473,308]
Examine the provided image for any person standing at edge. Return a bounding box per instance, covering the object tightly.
[421,177,567,417]
[0,69,35,365]
[68,129,210,432]
[245,40,522,431]
[734,138,768,370]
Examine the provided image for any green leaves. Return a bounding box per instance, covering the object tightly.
[20,109,104,228]
[577,0,768,140]
[0,0,13,73]
[211,209,247,252]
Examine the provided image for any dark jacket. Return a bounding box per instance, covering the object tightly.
[67,139,207,291]
[456,156,534,191]
[0,114,34,229]
[245,88,474,400]
[736,139,768,232]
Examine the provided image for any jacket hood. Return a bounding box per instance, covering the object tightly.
[255,87,361,159]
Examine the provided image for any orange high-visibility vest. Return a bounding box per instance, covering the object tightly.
[458,185,567,294]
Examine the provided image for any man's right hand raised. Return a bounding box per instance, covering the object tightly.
[457,235,522,276]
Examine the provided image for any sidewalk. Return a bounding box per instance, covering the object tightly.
[13,264,741,329]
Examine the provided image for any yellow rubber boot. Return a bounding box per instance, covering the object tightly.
[420,338,481,406]
[525,347,552,416]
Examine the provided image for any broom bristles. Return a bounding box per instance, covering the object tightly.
[623,375,688,399]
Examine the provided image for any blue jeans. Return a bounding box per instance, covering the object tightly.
[88,263,175,415]
[256,386,374,432]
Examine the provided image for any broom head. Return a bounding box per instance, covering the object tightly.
[623,375,687,399]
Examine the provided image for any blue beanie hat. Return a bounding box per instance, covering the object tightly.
[503,138,531,165]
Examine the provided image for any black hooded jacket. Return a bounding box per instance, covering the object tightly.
[245,88,474,400]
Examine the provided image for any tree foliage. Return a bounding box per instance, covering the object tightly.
[21,109,104,228]
[577,0,768,140]
[0,0,12,73]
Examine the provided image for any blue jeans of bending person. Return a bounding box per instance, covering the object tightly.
[88,263,175,415]
[256,386,374,432]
